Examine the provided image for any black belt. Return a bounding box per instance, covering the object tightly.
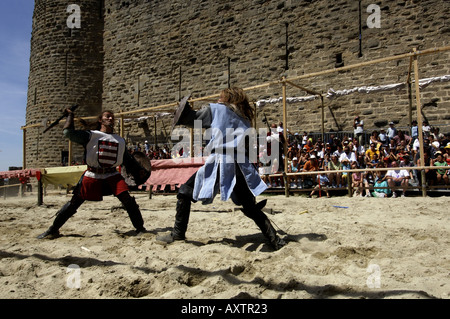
[87,166,117,174]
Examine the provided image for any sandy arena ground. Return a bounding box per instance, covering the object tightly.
[0,191,448,300]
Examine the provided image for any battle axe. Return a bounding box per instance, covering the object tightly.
[43,104,79,133]
[171,94,192,131]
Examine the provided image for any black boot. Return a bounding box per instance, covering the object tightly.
[172,194,191,240]
[120,195,146,233]
[261,219,286,250]
[241,200,286,250]
[36,225,60,239]
[37,197,83,239]
[157,193,191,243]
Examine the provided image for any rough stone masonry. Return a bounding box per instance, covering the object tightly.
[25,0,449,168]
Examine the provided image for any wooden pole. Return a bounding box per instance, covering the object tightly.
[120,115,125,138]
[37,179,43,206]
[406,56,413,126]
[286,46,450,83]
[190,102,194,157]
[321,96,325,142]
[68,140,73,166]
[413,48,426,197]
[22,128,26,169]
[282,78,288,197]
[154,116,157,147]
[284,80,322,96]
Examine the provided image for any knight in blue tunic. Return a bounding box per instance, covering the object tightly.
[163,87,286,250]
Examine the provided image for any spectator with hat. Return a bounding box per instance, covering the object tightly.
[287,156,301,188]
[302,154,320,188]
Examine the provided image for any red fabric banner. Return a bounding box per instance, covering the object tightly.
[145,157,206,191]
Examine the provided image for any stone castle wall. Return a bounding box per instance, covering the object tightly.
[25,0,104,168]
[26,0,450,168]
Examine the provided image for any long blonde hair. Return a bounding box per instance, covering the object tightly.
[219,87,254,122]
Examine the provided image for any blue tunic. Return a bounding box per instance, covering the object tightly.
[192,103,267,204]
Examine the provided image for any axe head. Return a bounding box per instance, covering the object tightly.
[171,94,191,131]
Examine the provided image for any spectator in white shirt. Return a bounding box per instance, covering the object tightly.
[339,145,357,163]
[386,160,410,198]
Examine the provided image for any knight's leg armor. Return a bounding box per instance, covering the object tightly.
[37,195,85,239]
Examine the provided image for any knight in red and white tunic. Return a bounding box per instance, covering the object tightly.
[37,110,147,239]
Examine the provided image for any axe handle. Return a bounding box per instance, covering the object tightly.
[43,104,79,133]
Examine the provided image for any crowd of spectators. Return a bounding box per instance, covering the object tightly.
[126,119,450,198]
[259,119,450,198]
[128,140,173,160]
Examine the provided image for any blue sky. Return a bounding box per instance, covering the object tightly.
[0,1,33,171]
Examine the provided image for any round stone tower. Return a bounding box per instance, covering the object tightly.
[25,0,104,168]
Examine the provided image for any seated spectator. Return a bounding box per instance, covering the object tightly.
[324,142,333,157]
[288,157,301,188]
[416,149,437,186]
[370,130,382,149]
[333,144,344,160]
[301,131,308,148]
[373,163,390,197]
[340,159,351,186]
[327,154,342,188]
[422,121,431,138]
[393,130,412,147]
[428,135,440,158]
[400,152,418,186]
[339,145,357,163]
[410,120,418,143]
[302,154,320,188]
[386,160,410,198]
[321,153,331,171]
[352,137,365,156]
[397,139,411,154]
[303,138,314,153]
[388,138,397,153]
[362,170,374,197]
[444,143,450,166]
[433,151,449,185]
[387,122,397,143]
[268,158,284,188]
[378,145,389,165]
[258,161,271,187]
[308,173,330,198]
[351,161,364,197]
[365,142,380,164]
[366,152,380,168]
[379,128,388,146]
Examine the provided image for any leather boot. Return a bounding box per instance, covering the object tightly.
[157,194,191,244]
[37,198,83,239]
[120,195,146,233]
[172,194,191,240]
[261,219,286,250]
[241,200,286,250]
